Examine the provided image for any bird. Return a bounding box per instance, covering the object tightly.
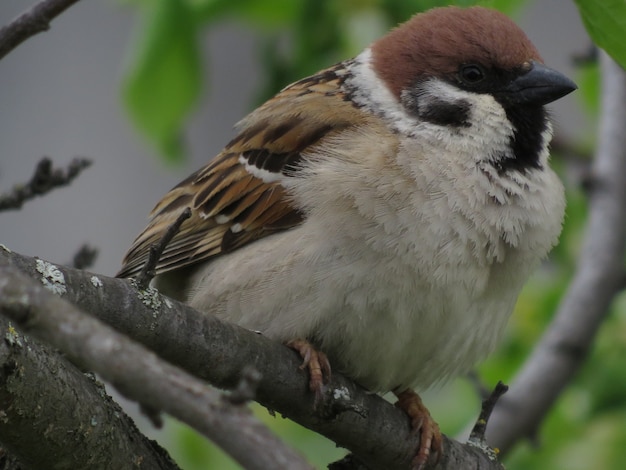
[118,6,576,468]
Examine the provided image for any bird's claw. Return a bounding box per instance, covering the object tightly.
[395,389,443,469]
[287,339,332,405]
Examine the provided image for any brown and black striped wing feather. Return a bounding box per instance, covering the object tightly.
[117,61,360,279]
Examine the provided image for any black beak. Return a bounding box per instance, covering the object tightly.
[500,61,577,106]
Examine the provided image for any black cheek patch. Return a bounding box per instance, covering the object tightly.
[421,99,471,127]
[403,93,472,128]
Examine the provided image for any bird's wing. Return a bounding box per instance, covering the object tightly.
[117,61,366,278]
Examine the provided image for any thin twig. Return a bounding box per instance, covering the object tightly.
[328,455,372,470]
[550,135,592,163]
[136,207,192,289]
[0,0,82,61]
[469,381,508,443]
[71,244,98,270]
[571,44,597,67]
[226,365,262,405]
[140,403,164,429]
[0,157,91,211]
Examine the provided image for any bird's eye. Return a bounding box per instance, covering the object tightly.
[460,64,485,84]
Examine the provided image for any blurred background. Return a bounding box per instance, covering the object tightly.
[1,1,614,469]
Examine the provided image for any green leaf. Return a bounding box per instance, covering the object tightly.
[123,0,202,163]
[190,0,302,26]
[574,0,626,69]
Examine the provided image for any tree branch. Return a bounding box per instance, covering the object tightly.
[0,248,503,470]
[0,157,91,212]
[0,259,312,470]
[485,52,626,454]
[0,446,27,470]
[0,0,82,61]
[0,310,179,469]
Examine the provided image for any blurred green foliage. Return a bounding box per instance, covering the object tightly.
[120,0,626,468]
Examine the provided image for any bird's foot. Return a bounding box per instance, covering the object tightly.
[287,338,332,404]
[394,389,443,470]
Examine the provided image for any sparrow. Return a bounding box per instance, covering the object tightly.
[118,6,576,468]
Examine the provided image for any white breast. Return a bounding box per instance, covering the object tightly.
[186,122,564,392]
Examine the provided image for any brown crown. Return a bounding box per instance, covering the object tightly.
[371,6,542,98]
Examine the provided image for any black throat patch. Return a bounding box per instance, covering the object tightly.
[494,106,548,174]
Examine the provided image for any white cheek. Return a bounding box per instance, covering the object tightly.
[346,48,422,135]
[413,81,515,163]
[466,93,515,150]
[347,50,516,164]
